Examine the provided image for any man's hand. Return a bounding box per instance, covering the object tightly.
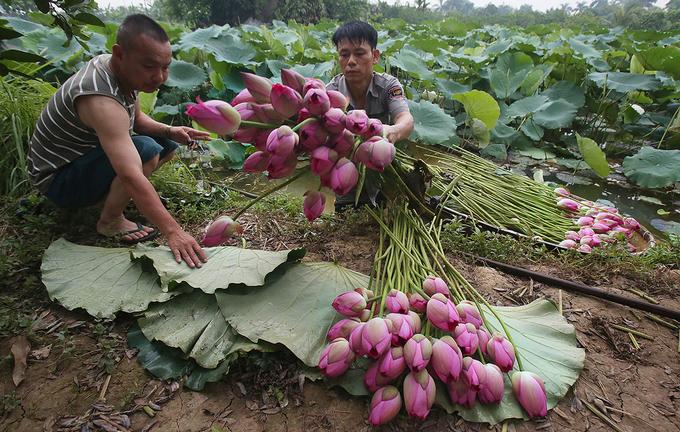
[169,126,211,145]
[383,125,400,144]
[166,228,208,268]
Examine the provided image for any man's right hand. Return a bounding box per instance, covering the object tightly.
[166,229,208,268]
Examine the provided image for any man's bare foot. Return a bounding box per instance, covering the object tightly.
[96,216,157,243]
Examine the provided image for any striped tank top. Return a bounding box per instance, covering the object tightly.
[28,54,137,193]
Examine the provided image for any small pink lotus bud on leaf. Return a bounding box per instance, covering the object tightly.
[403,370,436,420]
[456,300,482,328]
[368,386,402,426]
[476,327,491,356]
[422,276,449,297]
[327,318,361,341]
[386,289,409,314]
[426,293,460,332]
[361,317,392,359]
[403,334,432,372]
[318,338,354,377]
[332,291,367,317]
[364,361,393,392]
[454,323,479,356]
[348,322,366,355]
[431,336,463,383]
[487,333,516,372]
[201,216,243,247]
[511,371,547,417]
[385,313,415,346]
[447,376,477,408]
[478,363,504,404]
[462,357,487,391]
[378,346,406,380]
[303,190,325,222]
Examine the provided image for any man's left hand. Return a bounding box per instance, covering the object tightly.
[383,125,400,144]
[168,126,212,145]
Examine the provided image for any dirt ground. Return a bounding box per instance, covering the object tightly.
[1,209,679,432]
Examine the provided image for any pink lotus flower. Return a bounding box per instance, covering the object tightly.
[302,78,326,95]
[310,147,339,176]
[456,300,482,328]
[577,216,594,226]
[265,125,298,157]
[364,361,393,392]
[185,98,240,136]
[345,110,370,135]
[318,338,355,377]
[385,313,415,345]
[368,386,402,426]
[267,155,296,181]
[327,90,349,110]
[462,357,486,391]
[232,102,259,143]
[231,88,257,105]
[558,239,577,249]
[321,108,347,134]
[565,230,580,241]
[329,129,355,158]
[386,290,409,314]
[330,158,359,196]
[297,107,312,122]
[613,226,632,237]
[354,136,395,172]
[403,334,432,372]
[478,363,504,404]
[243,151,271,173]
[241,72,272,103]
[422,276,450,297]
[362,118,384,139]
[454,323,479,356]
[348,323,366,355]
[201,216,243,246]
[332,291,367,317]
[303,190,325,222]
[511,371,547,417]
[270,83,302,119]
[623,218,640,231]
[578,227,595,237]
[298,119,329,152]
[252,129,272,151]
[327,318,361,341]
[303,88,331,115]
[378,346,406,380]
[591,222,610,234]
[447,377,476,408]
[252,103,285,123]
[554,187,570,196]
[361,317,392,359]
[408,293,427,313]
[280,68,305,94]
[403,370,436,420]
[431,336,463,383]
[426,293,460,332]
[406,311,422,333]
[476,327,491,356]
[577,244,592,253]
[486,333,516,372]
[557,198,579,212]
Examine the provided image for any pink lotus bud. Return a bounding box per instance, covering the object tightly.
[185,98,241,136]
[364,361,393,392]
[511,371,547,417]
[252,103,285,124]
[486,333,516,372]
[599,218,620,228]
[303,88,331,115]
[327,90,349,110]
[359,308,371,322]
[386,290,409,314]
[577,216,594,226]
[408,293,427,313]
[385,313,416,345]
[579,236,593,246]
[591,222,610,234]
[327,318,361,341]
[627,243,637,252]
[253,129,272,151]
[231,88,257,105]
[265,125,298,158]
[270,83,302,119]
[354,287,373,300]
[280,68,305,94]
[332,291,367,317]
[447,376,476,408]
[556,198,579,212]
[590,234,602,247]
[378,346,406,380]
[578,227,595,237]
[565,230,580,241]
[329,129,355,158]
[462,357,486,391]
[298,119,329,152]
[403,370,436,420]
[623,217,640,231]
[596,212,623,224]
[321,108,347,134]
[407,311,422,333]
[345,109,370,135]
[297,107,312,122]
[368,386,402,426]
[456,300,482,328]
[361,318,392,359]
[613,226,632,237]
[303,78,326,95]
[354,136,395,172]
[577,244,592,253]
[348,322,366,354]
[303,190,326,222]
[362,118,384,139]
[310,146,339,176]
[478,363,504,404]
[431,336,463,383]
[454,323,479,356]
[554,187,570,196]
[403,334,432,371]
[330,158,359,196]
[201,216,243,247]
[243,151,271,173]
[318,338,355,377]
[422,276,450,297]
[426,293,460,332]
[232,103,259,143]
[241,72,272,103]
[476,327,491,356]
[558,239,577,249]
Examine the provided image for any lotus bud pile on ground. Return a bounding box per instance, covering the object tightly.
[553,187,642,253]
[318,203,549,425]
[185,69,397,224]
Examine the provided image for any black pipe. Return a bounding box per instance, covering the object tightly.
[466,253,680,322]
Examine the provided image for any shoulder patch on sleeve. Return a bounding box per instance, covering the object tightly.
[389,86,404,98]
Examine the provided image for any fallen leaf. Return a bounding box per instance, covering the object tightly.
[30,345,52,360]
[11,335,31,386]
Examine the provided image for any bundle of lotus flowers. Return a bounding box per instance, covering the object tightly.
[318,203,548,425]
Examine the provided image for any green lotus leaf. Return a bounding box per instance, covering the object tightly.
[178,26,256,65]
[588,72,661,93]
[408,99,458,145]
[208,139,247,169]
[452,90,500,130]
[388,49,435,81]
[622,147,680,188]
[164,60,207,88]
[576,133,610,178]
[471,118,490,148]
[506,95,549,118]
[489,51,533,99]
[520,119,544,141]
[635,46,680,80]
[532,100,577,129]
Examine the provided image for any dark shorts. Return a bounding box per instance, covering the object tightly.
[45,135,178,208]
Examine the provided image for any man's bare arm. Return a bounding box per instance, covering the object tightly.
[133,102,211,144]
[384,111,414,143]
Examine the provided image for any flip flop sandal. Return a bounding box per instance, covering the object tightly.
[117,222,160,245]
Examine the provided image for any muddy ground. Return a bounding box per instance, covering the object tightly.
[1,205,679,432]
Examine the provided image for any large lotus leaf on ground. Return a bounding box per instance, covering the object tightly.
[41,239,179,319]
[131,245,305,292]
